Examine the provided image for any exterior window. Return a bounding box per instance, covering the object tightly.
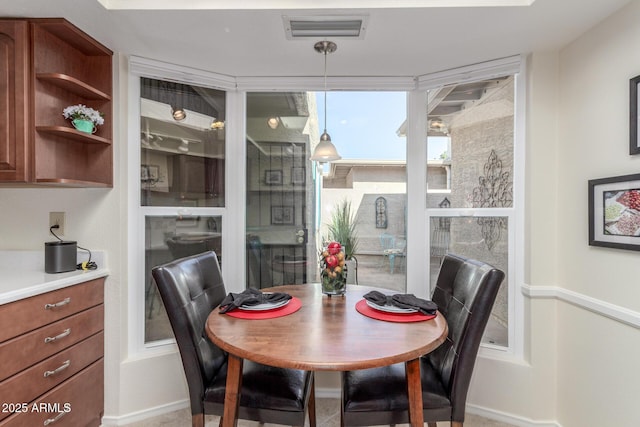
[429,216,509,346]
[129,57,522,355]
[140,78,225,208]
[426,75,516,348]
[246,91,408,293]
[140,77,226,344]
[144,215,222,342]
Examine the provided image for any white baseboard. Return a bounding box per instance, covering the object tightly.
[467,403,561,427]
[315,386,341,399]
[99,390,563,427]
[101,399,189,426]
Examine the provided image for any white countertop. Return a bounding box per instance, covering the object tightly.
[0,250,109,305]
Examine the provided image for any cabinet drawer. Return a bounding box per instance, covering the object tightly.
[0,278,104,343]
[0,359,104,427]
[0,332,103,422]
[0,305,103,382]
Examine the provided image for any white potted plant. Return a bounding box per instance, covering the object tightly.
[62,104,104,134]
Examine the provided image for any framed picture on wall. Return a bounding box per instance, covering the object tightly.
[271,206,294,225]
[265,170,283,185]
[589,173,640,251]
[291,167,305,184]
[630,74,640,155]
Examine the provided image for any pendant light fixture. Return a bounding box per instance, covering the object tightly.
[310,40,341,163]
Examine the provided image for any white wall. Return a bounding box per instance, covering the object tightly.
[469,3,640,426]
[465,51,560,423]
[555,2,640,425]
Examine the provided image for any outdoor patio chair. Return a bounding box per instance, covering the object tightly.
[379,233,404,274]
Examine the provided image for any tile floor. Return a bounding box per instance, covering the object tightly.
[122,398,516,427]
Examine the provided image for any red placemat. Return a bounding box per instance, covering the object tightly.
[222,297,302,319]
[355,299,437,323]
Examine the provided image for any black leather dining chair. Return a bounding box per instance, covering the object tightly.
[151,251,316,427]
[341,253,505,427]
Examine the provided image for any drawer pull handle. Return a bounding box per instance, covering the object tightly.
[43,360,71,377]
[43,411,66,426]
[44,328,71,343]
[44,297,71,310]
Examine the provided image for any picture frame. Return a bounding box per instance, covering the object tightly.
[588,173,640,251]
[631,74,640,155]
[141,165,149,182]
[147,165,159,182]
[265,169,283,185]
[291,167,305,184]
[271,206,294,225]
[141,164,160,185]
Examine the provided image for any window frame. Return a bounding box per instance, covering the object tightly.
[127,57,236,355]
[126,56,525,359]
[416,55,526,357]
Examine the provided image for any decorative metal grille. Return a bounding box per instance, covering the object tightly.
[472,150,512,250]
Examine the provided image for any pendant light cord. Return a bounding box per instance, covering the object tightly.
[323,47,328,134]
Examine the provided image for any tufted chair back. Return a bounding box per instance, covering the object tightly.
[426,253,505,421]
[152,251,227,416]
[341,253,504,426]
[153,251,316,427]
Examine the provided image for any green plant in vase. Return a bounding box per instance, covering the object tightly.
[320,199,359,292]
[320,241,347,296]
[62,104,104,134]
[326,199,359,261]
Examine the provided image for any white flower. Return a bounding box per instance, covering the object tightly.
[62,104,105,126]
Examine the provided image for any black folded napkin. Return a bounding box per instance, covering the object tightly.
[219,288,292,314]
[363,290,438,315]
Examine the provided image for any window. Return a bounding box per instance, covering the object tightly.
[424,72,519,349]
[129,57,524,356]
[137,74,227,345]
[245,91,408,292]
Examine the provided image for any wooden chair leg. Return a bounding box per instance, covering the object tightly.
[192,413,205,427]
[307,376,317,427]
[451,422,463,427]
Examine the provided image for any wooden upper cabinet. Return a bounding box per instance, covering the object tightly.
[0,18,113,187]
[0,21,29,182]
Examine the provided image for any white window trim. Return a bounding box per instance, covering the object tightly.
[127,56,236,356]
[417,55,526,359]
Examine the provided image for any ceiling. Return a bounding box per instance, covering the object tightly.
[1,0,631,79]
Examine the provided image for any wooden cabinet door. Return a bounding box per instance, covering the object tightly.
[0,21,30,182]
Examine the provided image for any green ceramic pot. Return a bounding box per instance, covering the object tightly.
[72,119,95,134]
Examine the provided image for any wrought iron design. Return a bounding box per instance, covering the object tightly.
[472,150,512,250]
[375,197,387,229]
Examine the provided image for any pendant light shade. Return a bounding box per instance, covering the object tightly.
[310,40,341,163]
[311,131,341,162]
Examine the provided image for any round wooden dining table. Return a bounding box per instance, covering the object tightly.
[205,284,448,427]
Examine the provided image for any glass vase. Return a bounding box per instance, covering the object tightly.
[320,247,347,296]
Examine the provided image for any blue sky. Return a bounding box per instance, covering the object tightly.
[316,91,407,160]
[316,91,448,161]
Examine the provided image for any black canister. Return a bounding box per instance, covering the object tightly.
[45,241,77,273]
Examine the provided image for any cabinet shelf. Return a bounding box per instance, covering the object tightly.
[0,18,113,187]
[36,126,111,145]
[35,178,112,188]
[37,73,111,101]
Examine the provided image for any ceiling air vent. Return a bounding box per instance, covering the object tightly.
[283,15,368,40]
